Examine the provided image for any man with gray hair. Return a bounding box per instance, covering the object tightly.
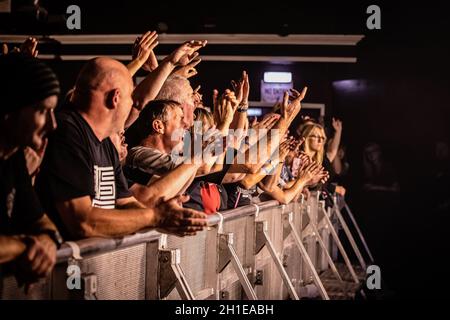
[155,75,196,128]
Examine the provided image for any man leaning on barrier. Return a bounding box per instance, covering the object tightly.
[36,57,208,240]
[0,53,62,291]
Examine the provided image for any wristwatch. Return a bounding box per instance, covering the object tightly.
[39,229,64,249]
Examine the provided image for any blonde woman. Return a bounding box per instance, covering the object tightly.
[299,122,346,196]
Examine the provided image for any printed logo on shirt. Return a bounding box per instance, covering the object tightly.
[92,165,115,209]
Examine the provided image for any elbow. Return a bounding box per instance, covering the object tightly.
[240,179,255,190]
[327,151,337,163]
[271,194,289,205]
[71,212,101,239]
[196,168,210,176]
[245,165,259,175]
[263,188,289,204]
[130,184,158,207]
[258,182,274,193]
[69,221,97,240]
[273,190,290,204]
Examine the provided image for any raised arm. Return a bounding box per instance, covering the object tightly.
[326,117,342,162]
[229,87,307,174]
[126,40,207,128]
[126,31,159,77]
[229,71,250,132]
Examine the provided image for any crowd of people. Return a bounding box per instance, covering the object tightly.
[0,33,348,292]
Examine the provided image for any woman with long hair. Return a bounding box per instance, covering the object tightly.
[298,122,345,196]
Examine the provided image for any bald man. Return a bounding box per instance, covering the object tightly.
[36,57,207,240]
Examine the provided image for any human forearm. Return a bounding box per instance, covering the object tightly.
[56,199,155,239]
[228,135,274,174]
[327,130,342,162]
[30,214,58,234]
[216,119,232,136]
[242,154,282,190]
[332,156,343,175]
[262,177,307,205]
[259,162,283,192]
[131,163,200,207]
[150,163,200,202]
[283,178,308,203]
[132,59,176,112]
[222,172,246,184]
[85,207,154,237]
[127,58,146,77]
[0,235,27,264]
[240,171,267,190]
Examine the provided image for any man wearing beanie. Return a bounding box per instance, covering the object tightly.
[0,53,62,292]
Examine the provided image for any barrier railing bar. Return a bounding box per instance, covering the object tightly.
[218,233,258,300]
[56,230,161,263]
[304,207,346,286]
[343,201,375,264]
[318,202,360,284]
[158,249,195,300]
[332,196,367,270]
[283,212,329,300]
[255,221,300,300]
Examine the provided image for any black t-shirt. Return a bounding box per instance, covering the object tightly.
[36,109,131,239]
[0,150,44,235]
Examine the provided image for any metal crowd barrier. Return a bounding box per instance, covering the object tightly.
[0,193,373,300]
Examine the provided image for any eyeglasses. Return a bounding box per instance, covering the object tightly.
[308,135,326,141]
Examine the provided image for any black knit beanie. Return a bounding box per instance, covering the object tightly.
[0,53,60,116]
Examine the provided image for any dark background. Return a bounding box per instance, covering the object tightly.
[2,0,450,298]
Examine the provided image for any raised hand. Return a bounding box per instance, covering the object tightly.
[332,117,343,132]
[20,37,39,57]
[292,138,305,156]
[215,90,239,129]
[173,57,201,78]
[242,71,250,104]
[132,31,159,70]
[248,113,281,146]
[143,50,159,72]
[3,37,39,57]
[212,88,219,121]
[192,85,203,107]
[231,70,250,106]
[251,113,281,131]
[279,137,295,160]
[154,195,208,237]
[280,87,308,122]
[202,128,226,164]
[2,43,8,55]
[165,40,207,67]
